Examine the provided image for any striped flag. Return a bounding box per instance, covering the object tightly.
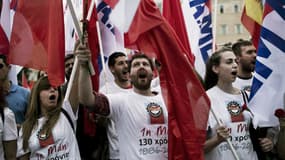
[241,0,263,48]
[249,1,285,127]
[181,0,213,78]
[96,0,125,88]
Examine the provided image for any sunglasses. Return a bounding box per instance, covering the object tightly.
[0,63,4,69]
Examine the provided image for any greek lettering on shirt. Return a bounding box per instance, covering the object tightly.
[138,125,168,156]
[36,143,70,160]
[218,122,251,152]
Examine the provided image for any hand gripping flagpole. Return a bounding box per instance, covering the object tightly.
[210,107,240,160]
[65,0,95,102]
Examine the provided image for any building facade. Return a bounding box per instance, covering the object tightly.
[214,0,251,46]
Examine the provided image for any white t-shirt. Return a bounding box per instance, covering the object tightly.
[0,107,18,160]
[233,76,253,92]
[107,91,168,160]
[17,101,81,160]
[205,86,257,160]
[151,77,161,93]
[99,81,131,159]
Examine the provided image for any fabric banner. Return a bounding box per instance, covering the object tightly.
[181,0,213,78]
[249,1,285,127]
[162,0,195,65]
[8,0,65,87]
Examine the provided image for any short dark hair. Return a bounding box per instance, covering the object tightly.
[232,40,253,56]
[108,52,126,67]
[0,55,8,65]
[128,52,154,72]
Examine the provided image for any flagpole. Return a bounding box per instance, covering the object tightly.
[65,0,95,102]
[66,0,82,39]
[212,0,218,52]
[210,108,240,160]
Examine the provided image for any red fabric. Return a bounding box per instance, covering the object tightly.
[241,7,261,48]
[0,25,9,55]
[84,0,100,92]
[8,0,65,87]
[125,0,210,159]
[162,0,195,65]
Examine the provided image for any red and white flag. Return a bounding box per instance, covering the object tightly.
[163,0,195,65]
[8,0,65,87]
[123,0,210,159]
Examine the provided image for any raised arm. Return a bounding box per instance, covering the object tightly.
[76,43,110,116]
[76,44,95,107]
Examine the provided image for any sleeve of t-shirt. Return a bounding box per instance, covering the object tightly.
[3,108,18,141]
[106,93,124,121]
[62,100,78,129]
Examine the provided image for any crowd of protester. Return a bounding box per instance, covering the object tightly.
[0,38,284,160]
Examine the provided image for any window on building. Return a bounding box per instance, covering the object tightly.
[220,24,228,35]
[234,24,243,34]
[234,4,239,13]
[220,5,224,14]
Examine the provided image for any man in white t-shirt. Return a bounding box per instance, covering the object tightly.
[232,40,256,92]
[99,52,132,160]
[78,49,168,160]
[232,40,277,159]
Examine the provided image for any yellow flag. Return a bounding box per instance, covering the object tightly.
[245,0,263,25]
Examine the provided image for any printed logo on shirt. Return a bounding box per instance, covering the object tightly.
[227,101,244,122]
[146,102,165,124]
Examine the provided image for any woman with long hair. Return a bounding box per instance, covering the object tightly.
[0,82,18,160]
[204,48,258,160]
[17,76,80,159]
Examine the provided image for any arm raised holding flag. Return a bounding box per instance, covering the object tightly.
[78,43,169,159]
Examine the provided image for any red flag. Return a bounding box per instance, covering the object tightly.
[0,25,9,55]
[83,0,100,91]
[125,0,210,159]
[163,0,195,65]
[8,0,65,87]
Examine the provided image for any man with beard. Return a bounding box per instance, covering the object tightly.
[77,46,168,160]
[99,52,132,160]
[100,52,131,93]
[232,40,256,92]
[232,40,277,160]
